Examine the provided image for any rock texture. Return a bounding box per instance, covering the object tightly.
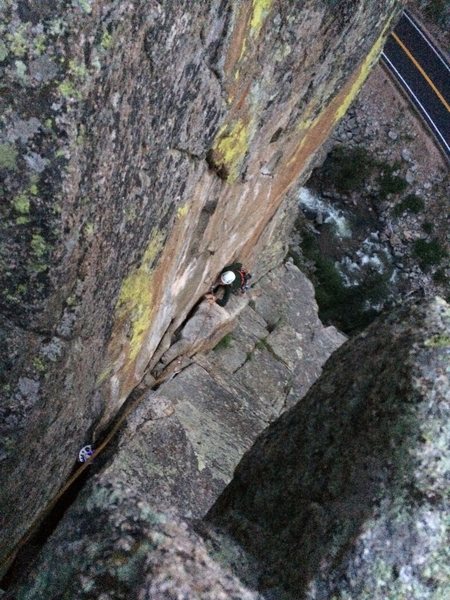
[10,262,344,597]
[208,296,450,599]
[12,295,449,600]
[0,0,401,572]
[12,477,261,600]
[113,262,345,517]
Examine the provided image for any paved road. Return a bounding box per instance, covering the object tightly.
[381,10,450,158]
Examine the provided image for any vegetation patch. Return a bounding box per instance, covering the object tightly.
[377,163,407,198]
[213,333,233,351]
[421,222,434,235]
[424,0,448,25]
[319,146,376,193]
[298,231,391,334]
[393,194,425,216]
[313,146,411,204]
[433,269,447,285]
[413,238,447,268]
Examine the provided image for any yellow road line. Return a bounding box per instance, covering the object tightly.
[391,31,450,113]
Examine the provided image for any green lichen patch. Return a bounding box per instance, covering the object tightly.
[0,143,18,170]
[58,79,82,100]
[424,334,450,349]
[83,222,95,237]
[15,59,27,80]
[0,40,8,61]
[58,59,89,101]
[11,180,39,218]
[101,30,113,50]
[33,34,47,55]
[7,27,27,57]
[68,59,88,80]
[31,233,47,258]
[32,356,47,374]
[73,0,92,14]
[12,193,30,214]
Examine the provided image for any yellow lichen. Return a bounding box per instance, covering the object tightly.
[96,365,113,385]
[176,203,189,219]
[212,119,250,182]
[291,15,396,163]
[250,0,273,37]
[116,230,165,361]
[238,36,248,63]
[236,0,272,66]
[333,17,395,124]
[297,103,319,132]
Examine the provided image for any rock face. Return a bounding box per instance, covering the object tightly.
[12,477,261,600]
[12,295,449,599]
[106,263,345,517]
[11,262,344,597]
[208,297,450,599]
[0,0,401,572]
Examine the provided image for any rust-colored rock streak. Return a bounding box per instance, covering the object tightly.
[103,16,395,418]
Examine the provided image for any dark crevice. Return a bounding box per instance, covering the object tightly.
[203,58,223,87]
[170,146,204,162]
[0,284,215,593]
[1,466,91,594]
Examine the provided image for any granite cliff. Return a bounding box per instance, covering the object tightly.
[1,0,403,584]
[10,295,449,599]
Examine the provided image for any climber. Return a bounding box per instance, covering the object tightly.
[206,262,252,307]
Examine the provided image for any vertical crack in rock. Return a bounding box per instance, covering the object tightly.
[0,0,402,577]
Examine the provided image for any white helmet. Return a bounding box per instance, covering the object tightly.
[220,271,236,285]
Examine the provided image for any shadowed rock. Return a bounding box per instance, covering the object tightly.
[207,297,450,599]
[11,293,449,599]
[12,477,260,600]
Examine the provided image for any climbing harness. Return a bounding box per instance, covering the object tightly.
[238,268,252,293]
